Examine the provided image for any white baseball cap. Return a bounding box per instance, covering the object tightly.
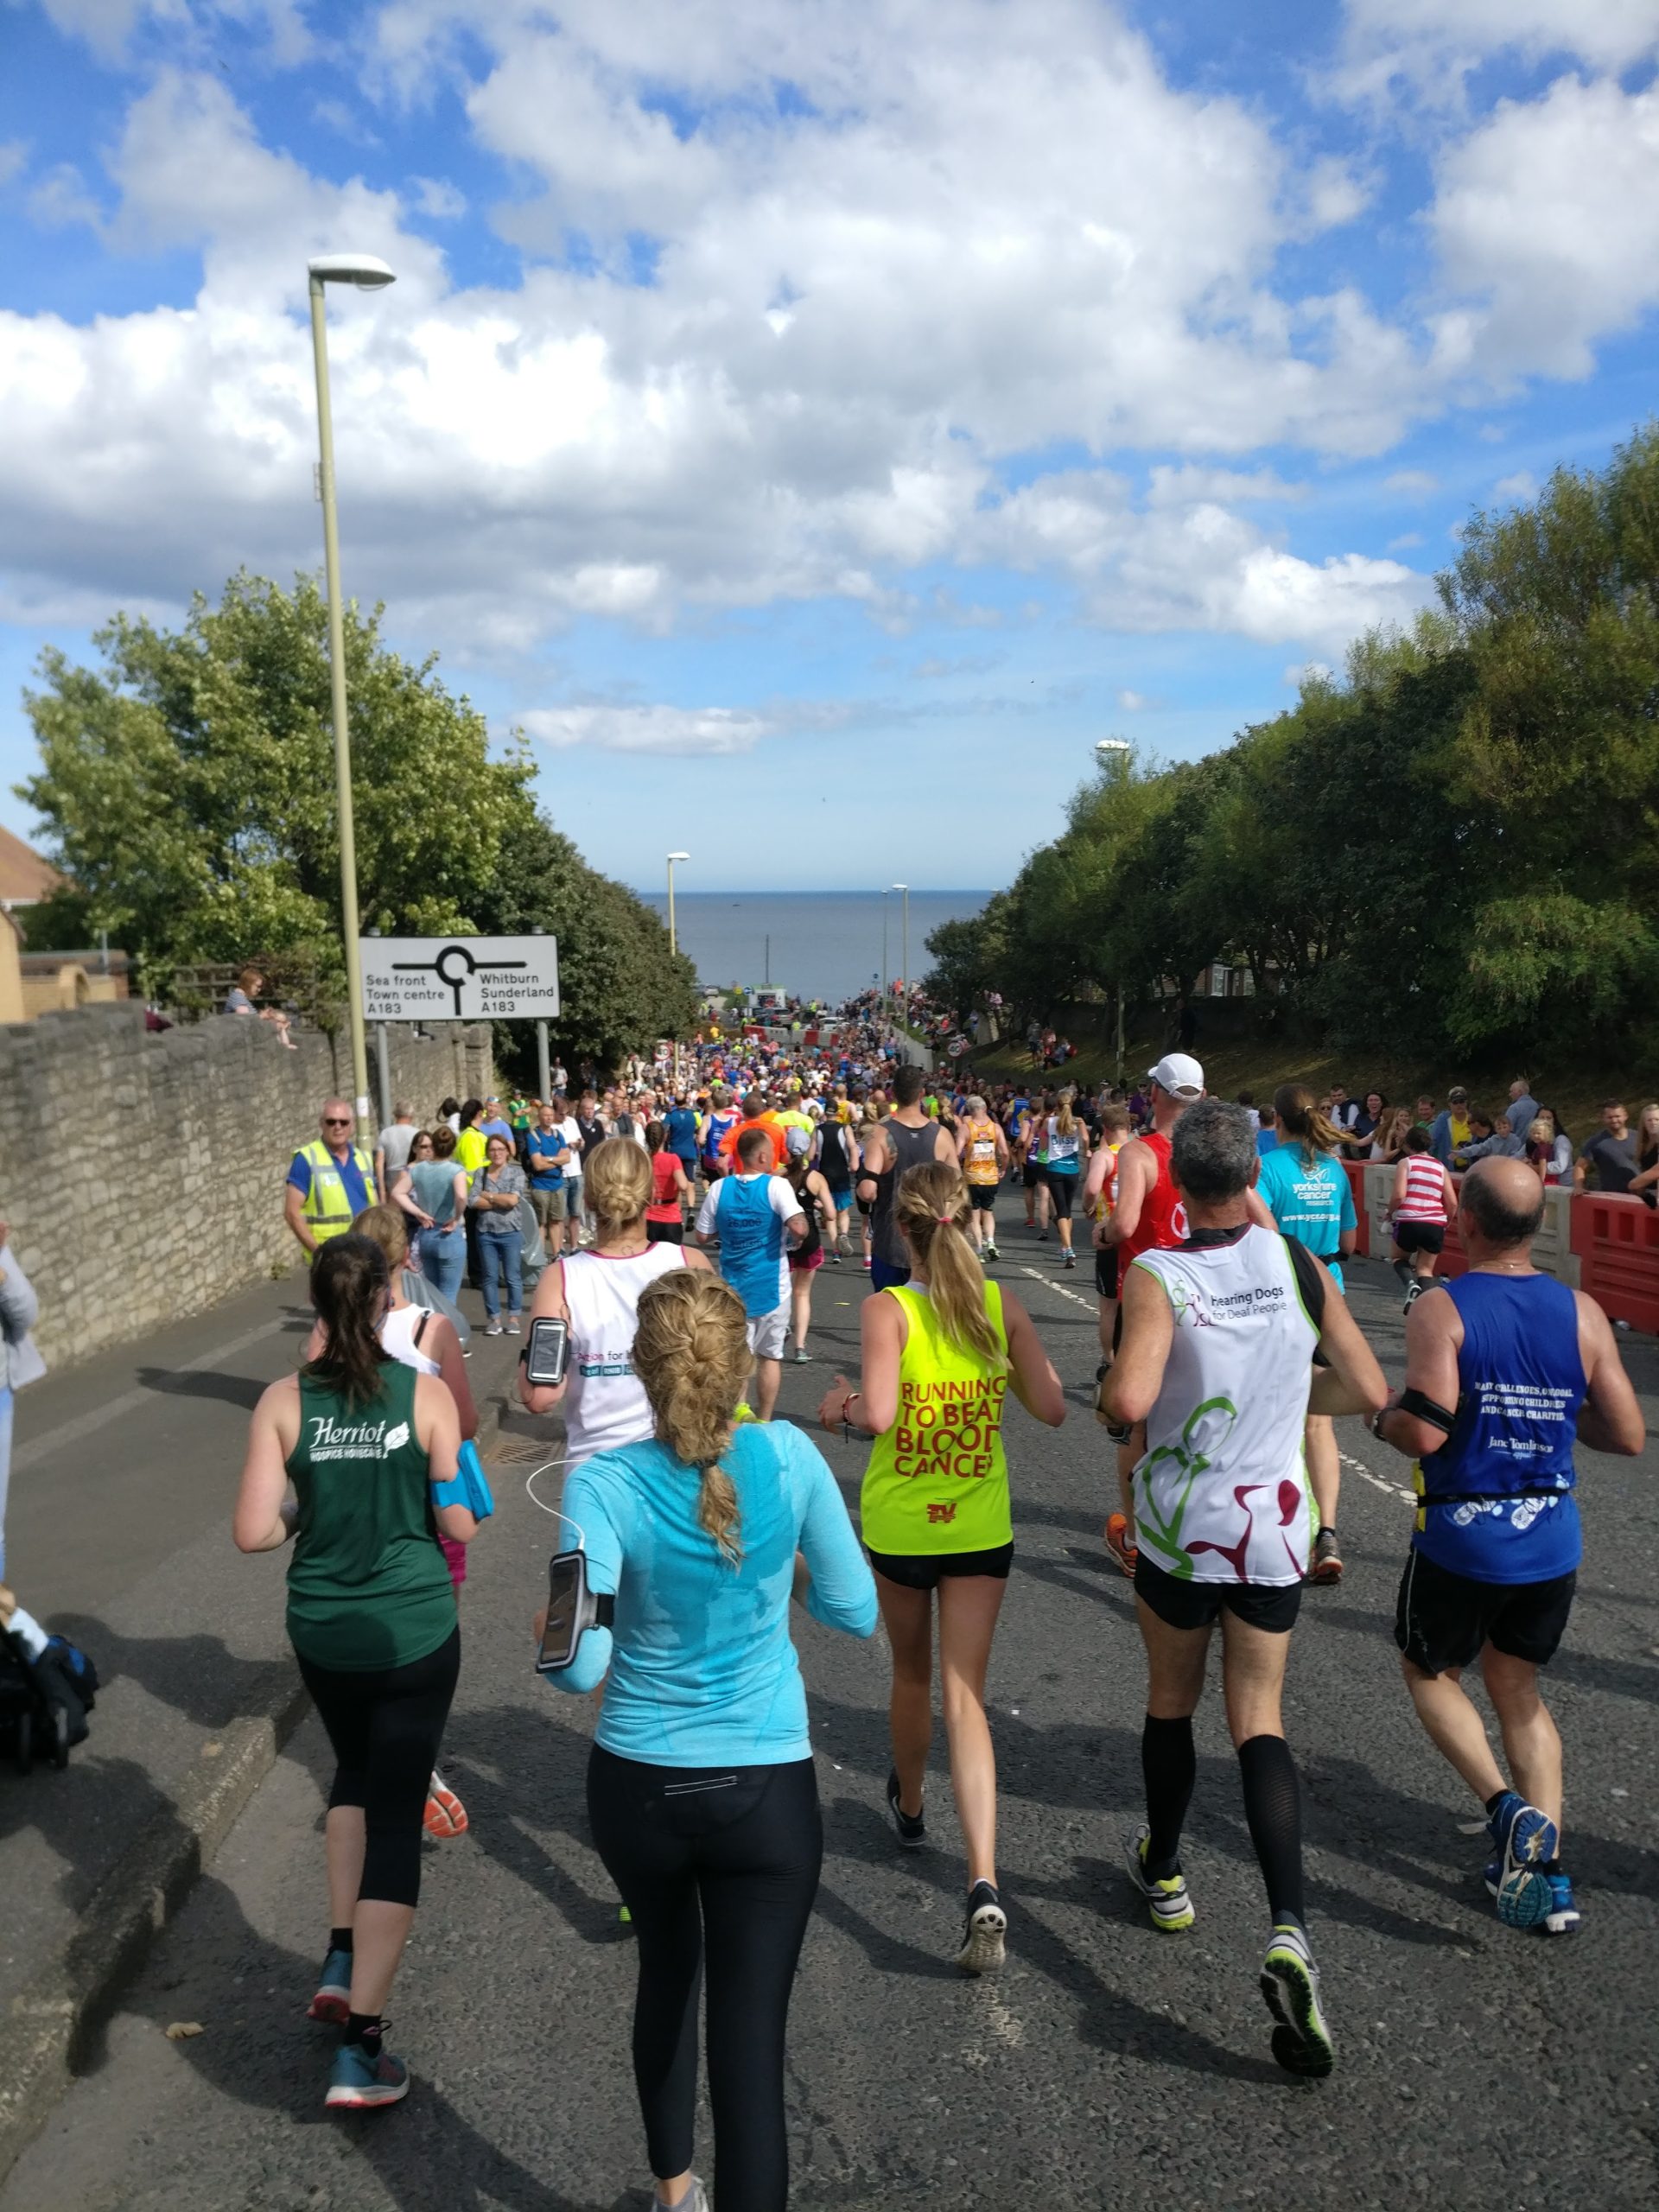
[1147,1052,1205,1099]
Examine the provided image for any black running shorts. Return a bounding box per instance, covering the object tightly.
[1134,1554,1302,1635]
[1022,1159,1044,1188]
[1095,1248,1118,1302]
[1394,1548,1576,1675]
[1393,1221,1446,1255]
[868,1542,1014,1590]
[968,1183,997,1211]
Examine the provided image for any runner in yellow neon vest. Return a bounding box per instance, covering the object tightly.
[817,1157,1063,1978]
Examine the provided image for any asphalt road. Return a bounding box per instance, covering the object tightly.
[6,1224,1658,2211]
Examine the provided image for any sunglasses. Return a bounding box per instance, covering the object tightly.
[322,1116,352,1127]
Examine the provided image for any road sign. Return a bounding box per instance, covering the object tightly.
[949,1035,967,1058]
[360,935,561,1022]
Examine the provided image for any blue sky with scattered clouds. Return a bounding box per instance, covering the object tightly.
[3,0,1658,892]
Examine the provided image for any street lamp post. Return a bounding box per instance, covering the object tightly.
[881,892,889,1014]
[308,251,396,1147]
[665,852,690,955]
[1095,739,1132,1084]
[893,882,909,1037]
[665,853,690,1084]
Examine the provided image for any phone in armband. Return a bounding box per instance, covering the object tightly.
[536,1548,614,1673]
[524,1314,569,1388]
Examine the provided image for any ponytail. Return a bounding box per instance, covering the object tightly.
[631,1270,753,1566]
[893,1162,1003,1370]
[1054,1088,1076,1140]
[1274,1083,1344,1167]
[305,1233,390,1408]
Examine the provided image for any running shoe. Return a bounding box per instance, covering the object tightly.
[1485,1792,1558,1927]
[886,1766,926,1850]
[423,1771,469,1839]
[983,1242,999,1261]
[791,1347,810,1363]
[506,1316,522,1335]
[325,2037,410,2111]
[1260,1923,1335,2079]
[308,1946,353,2025]
[1541,1871,1582,1936]
[956,1880,1007,1974]
[1402,1280,1426,1313]
[1063,1249,1077,1269]
[1310,1529,1343,1584]
[484,1321,504,1337]
[655,2183,709,2212]
[1124,1827,1195,1931]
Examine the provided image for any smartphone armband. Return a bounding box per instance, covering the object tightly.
[433,1438,495,1520]
[536,1548,615,1674]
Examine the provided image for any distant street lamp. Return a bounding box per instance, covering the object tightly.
[665,852,690,955]
[308,251,396,1146]
[1093,741,1132,1079]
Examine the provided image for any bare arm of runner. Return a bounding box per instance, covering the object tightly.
[1001,1289,1065,1427]
[232,1377,301,1552]
[817,1289,905,1436]
[518,1257,569,1414]
[1573,1292,1645,1455]
[1305,1257,1388,1416]
[1373,1289,1464,1458]
[1095,1138,1152,1249]
[1099,1261,1175,1428]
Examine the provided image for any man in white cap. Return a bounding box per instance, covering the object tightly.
[1090,1052,1206,1565]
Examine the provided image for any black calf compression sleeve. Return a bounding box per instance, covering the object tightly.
[1238,1732,1306,1927]
[1141,1713,1196,1875]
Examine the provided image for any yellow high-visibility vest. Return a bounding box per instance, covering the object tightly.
[297,1139,376,1249]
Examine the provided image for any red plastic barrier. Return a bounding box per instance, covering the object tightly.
[1572,1193,1659,1333]
[1342,1162,1369,1257]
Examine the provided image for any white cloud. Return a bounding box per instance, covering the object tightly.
[35,0,310,64]
[1333,0,1659,107]
[1492,471,1538,503]
[1429,76,1659,380]
[26,162,103,232]
[521,704,779,755]
[1115,688,1151,710]
[1384,468,1439,497]
[410,175,466,219]
[4,5,1650,680]
[1386,531,1424,550]
[0,142,28,188]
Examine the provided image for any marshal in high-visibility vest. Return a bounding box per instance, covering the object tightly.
[290,1138,378,1253]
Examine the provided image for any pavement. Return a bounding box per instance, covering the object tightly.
[3,1220,1659,2209]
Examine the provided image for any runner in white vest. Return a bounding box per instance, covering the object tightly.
[1103,1099,1385,2083]
[519,1138,713,1465]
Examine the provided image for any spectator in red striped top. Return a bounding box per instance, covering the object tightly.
[1387,1126,1458,1306]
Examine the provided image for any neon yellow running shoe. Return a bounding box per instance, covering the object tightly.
[1125,1827,1195,1932]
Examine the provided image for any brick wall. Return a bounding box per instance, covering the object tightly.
[0,1001,493,1368]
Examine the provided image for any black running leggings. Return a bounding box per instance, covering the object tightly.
[587,1745,822,2211]
[296,1627,460,1908]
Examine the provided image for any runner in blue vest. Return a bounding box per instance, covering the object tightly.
[695,1125,807,1421]
[1372,1157,1643,1936]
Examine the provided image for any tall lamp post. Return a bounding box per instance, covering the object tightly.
[893,882,909,1038]
[308,251,396,1145]
[665,852,690,1084]
[1095,739,1132,1084]
[665,852,690,955]
[881,892,889,1014]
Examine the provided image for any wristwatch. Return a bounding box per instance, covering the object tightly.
[1370,1405,1390,1440]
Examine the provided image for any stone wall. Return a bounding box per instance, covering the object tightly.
[0,1001,493,1369]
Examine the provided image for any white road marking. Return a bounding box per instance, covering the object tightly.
[1340,1447,1416,1505]
[1015,1263,1096,1313]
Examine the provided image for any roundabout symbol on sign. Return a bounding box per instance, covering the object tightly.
[392,941,528,1017]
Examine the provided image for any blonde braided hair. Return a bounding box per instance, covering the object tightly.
[631,1269,753,1565]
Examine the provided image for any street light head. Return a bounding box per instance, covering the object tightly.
[893,881,908,891]
[308,252,397,290]
[666,850,690,863]
[1095,738,1131,757]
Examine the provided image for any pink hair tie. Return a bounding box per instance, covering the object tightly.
[938,1213,953,1224]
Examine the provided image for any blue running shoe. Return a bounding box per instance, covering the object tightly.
[1541,1872,1581,1937]
[1486,1793,1557,1928]
[325,2037,410,2110]
[307,1947,353,2025]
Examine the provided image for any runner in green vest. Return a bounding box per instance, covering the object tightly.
[233,1232,477,2113]
[818,1158,1065,1975]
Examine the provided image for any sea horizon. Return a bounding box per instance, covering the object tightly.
[636,887,992,1004]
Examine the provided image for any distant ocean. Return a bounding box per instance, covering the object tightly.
[637,890,991,1004]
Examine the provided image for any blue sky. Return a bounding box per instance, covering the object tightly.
[3,0,1657,895]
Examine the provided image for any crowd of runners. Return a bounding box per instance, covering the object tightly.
[234,1000,1649,2210]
